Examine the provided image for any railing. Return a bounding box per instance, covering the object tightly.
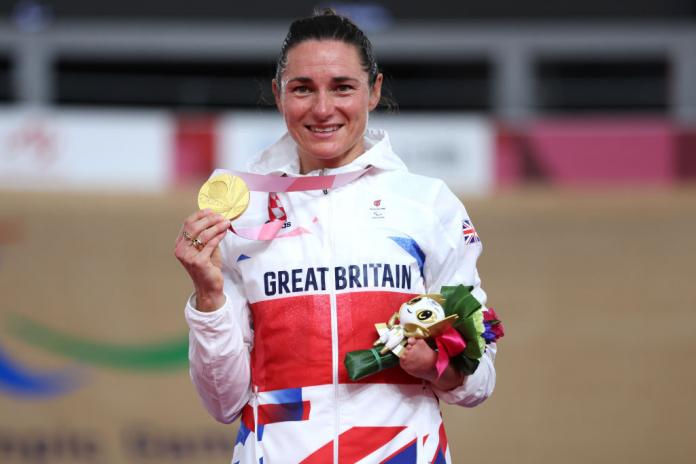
[0,21,694,120]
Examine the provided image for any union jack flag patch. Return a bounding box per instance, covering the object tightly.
[462,219,481,245]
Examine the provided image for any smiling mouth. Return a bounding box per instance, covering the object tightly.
[307,125,342,133]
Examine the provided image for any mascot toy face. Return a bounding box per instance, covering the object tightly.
[375,294,457,357]
[399,296,446,328]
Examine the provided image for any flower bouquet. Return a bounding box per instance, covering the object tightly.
[344,285,504,381]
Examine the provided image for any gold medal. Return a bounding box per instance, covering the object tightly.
[198,173,250,220]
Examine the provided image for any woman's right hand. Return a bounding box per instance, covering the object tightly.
[175,209,231,312]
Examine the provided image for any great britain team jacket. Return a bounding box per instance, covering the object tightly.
[185,129,497,464]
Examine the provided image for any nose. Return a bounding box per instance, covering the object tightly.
[312,90,334,119]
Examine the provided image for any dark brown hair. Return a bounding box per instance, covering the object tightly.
[275,9,379,88]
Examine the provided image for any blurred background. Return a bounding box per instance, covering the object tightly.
[1,1,695,463]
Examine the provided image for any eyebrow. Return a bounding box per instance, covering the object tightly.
[285,76,361,85]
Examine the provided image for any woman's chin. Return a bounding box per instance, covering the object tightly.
[300,147,342,166]
[298,139,364,171]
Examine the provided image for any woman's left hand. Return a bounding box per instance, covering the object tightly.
[399,338,438,381]
[400,338,465,390]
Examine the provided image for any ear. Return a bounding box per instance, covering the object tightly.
[368,73,383,111]
[272,79,283,114]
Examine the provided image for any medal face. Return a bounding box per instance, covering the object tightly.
[198,173,250,220]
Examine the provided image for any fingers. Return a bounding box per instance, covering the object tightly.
[195,217,231,248]
[402,338,418,355]
[401,339,429,360]
[399,338,438,381]
[176,209,210,245]
[184,208,212,227]
[174,210,229,263]
[195,228,228,260]
[173,210,229,300]
[401,339,416,360]
[177,210,229,247]
[174,233,197,263]
[185,210,229,240]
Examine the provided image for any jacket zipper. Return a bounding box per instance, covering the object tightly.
[253,385,261,461]
[323,177,340,464]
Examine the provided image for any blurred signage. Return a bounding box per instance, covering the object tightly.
[372,113,494,195]
[496,119,678,186]
[0,109,172,192]
[216,112,286,171]
[0,426,234,463]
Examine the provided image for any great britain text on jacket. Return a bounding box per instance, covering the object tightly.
[262,263,412,296]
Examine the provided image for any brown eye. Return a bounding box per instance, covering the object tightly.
[417,310,433,321]
[291,85,311,94]
[408,297,422,304]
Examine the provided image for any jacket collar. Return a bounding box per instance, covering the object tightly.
[246,129,408,176]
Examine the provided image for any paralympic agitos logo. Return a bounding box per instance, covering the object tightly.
[0,217,189,399]
[0,314,189,399]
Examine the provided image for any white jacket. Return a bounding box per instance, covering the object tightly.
[185,129,497,464]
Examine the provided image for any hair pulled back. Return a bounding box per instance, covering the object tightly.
[275,9,379,88]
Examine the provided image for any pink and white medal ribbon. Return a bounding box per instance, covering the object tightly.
[212,167,373,241]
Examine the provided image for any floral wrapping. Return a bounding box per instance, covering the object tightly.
[345,285,504,381]
[483,307,505,343]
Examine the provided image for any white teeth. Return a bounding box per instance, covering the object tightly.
[310,126,339,133]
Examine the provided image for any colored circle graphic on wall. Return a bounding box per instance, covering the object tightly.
[0,341,79,398]
[1,315,189,399]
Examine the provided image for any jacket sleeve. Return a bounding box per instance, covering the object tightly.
[184,264,253,423]
[424,181,497,407]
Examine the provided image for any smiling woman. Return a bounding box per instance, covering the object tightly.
[175,9,500,464]
[270,12,383,173]
[273,40,382,173]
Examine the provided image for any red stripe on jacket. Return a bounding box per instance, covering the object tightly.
[249,291,420,391]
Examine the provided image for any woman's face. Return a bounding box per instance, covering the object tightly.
[273,40,383,173]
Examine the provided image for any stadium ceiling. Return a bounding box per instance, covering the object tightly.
[1,0,695,22]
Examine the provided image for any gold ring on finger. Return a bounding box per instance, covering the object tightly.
[183,230,193,241]
[192,238,205,250]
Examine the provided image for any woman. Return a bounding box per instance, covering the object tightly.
[175,10,497,464]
